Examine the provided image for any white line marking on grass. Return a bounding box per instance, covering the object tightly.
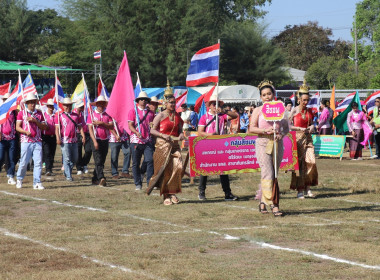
[0,227,166,280]
[119,230,199,237]
[219,226,268,230]
[332,198,380,206]
[2,191,380,271]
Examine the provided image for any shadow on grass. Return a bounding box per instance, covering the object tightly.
[285,205,380,216]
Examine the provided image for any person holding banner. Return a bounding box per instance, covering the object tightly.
[15,93,48,189]
[289,82,318,199]
[249,81,288,216]
[197,94,239,201]
[0,93,18,185]
[370,97,380,159]
[147,95,184,205]
[88,96,118,186]
[55,98,85,181]
[128,91,155,190]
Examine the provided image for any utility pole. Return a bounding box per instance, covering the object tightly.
[354,16,358,76]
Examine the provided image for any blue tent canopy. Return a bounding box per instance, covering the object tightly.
[142,87,201,106]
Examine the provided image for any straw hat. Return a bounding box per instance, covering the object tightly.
[206,94,224,107]
[24,92,38,102]
[61,97,75,105]
[46,98,55,106]
[150,96,159,104]
[90,95,108,106]
[2,93,10,99]
[135,91,151,102]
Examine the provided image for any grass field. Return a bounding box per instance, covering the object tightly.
[0,148,379,280]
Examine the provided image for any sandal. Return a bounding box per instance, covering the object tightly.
[170,195,180,204]
[259,202,268,214]
[163,197,173,206]
[270,205,283,217]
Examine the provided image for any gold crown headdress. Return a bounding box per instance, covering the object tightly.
[163,78,174,99]
[298,79,310,94]
[258,80,274,90]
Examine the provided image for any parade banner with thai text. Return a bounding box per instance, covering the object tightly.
[189,132,298,176]
[312,135,346,159]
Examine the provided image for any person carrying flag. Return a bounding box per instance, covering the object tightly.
[73,100,92,175]
[0,93,18,185]
[55,98,85,181]
[88,96,118,186]
[42,99,57,176]
[15,93,48,189]
[128,91,155,190]
[289,81,318,199]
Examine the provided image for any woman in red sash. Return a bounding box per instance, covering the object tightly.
[289,81,318,199]
[148,96,184,205]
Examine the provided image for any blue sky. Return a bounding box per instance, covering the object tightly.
[28,0,360,41]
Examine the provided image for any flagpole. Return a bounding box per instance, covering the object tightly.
[215,39,220,134]
[82,73,97,138]
[99,74,119,137]
[100,49,102,78]
[18,69,30,132]
[8,80,11,93]
[55,70,61,136]
[134,72,141,133]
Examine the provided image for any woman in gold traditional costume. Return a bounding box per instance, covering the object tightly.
[249,80,289,217]
[147,88,184,205]
[289,81,318,199]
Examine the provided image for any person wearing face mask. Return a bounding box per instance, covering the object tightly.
[128,91,155,191]
[197,94,239,201]
[249,80,289,217]
[15,93,48,189]
[289,81,318,199]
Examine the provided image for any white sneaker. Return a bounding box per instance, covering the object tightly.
[370,155,378,159]
[8,177,16,185]
[77,170,83,175]
[84,166,89,174]
[33,183,45,190]
[357,157,363,160]
[16,180,23,189]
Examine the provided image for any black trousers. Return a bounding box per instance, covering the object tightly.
[91,139,108,181]
[375,132,380,157]
[42,134,57,173]
[77,132,92,171]
[198,175,232,195]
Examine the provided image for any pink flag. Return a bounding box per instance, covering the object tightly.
[107,51,135,134]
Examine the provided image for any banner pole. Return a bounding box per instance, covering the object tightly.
[215,39,220,134]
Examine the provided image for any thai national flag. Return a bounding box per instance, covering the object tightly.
[186,43,219,87]
[94,50,101,59]
[306,92,320,113]
[134,75,142,98]
[0,85,20,125]
[335,92,356,112]
[364,90,380,115]
[0,82,11,96]
[54,77,65,111]
[97,79,110,100]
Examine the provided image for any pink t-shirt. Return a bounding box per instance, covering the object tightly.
[55,112,82,143]
[0,110,17,140]
[87,110,113,140]
[128,106,154,144]
[43,112,56,136]
[109,122,129,143]
[198,112,228,135]
[73,109,89,133]
[17,110,45,143]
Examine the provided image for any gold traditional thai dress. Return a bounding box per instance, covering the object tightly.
[148,112,184,196]
[290,108,318,191]
[256,111,289,206]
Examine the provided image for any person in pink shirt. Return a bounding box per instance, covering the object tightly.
[197,94,239,201]
[55,98,85,181]
[73,100,92,175]
[128,91,155,190]
[42,99,57,176]
[318,100,332,135]
[15,93,48,190]
[87,96,118,186]
[0,93,18,185]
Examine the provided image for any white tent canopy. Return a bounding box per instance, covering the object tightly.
[190,85,260,103]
